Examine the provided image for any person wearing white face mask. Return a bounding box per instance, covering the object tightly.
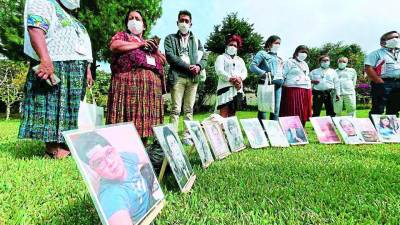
[215,35,247,117]
[333,57,357,117]
[309,55,338,117]
[365,31,400,119]
[107,10,167,146]
[20,0,93,159]
[280,45,312,126]
[164,10,208,145]
[250,35,284,121]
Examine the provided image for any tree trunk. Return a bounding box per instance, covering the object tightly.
[6,104,10,120]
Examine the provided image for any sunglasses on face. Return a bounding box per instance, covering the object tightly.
[178,19,191,24]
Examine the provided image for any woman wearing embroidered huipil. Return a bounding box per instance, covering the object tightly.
[250,35,284,121]
[107,10,166,146]
[280,45,312,126]
[215,35,247,117]
[19,0,93,159]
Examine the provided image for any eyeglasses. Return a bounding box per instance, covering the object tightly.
[178,19,190,24]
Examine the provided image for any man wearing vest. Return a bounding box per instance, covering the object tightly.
[365,31,400,118]
[164,10,207,144]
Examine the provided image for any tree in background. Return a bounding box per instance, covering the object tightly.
[0,60,28,120]
[308,42,366,83]
[195,12,264,111]
[0,0,163,62]
[91,69,111,108]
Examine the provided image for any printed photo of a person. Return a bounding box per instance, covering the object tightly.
[337,118,364,144]
[280,117,308,145]
[353,118,380,143]
[241,119,269,148]
[262,120,290,147]
[378,115,398,139]
[311,117,340,143]
[203,122,230,159]
[187,122,214,167]
[73,131,163,225]
[225,118,245,151]
[161,126,193,189]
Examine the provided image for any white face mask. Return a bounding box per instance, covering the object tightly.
[60,0,80,10]
[226,46,237,56]
[270,44,280,53]
[178,22,190,34]
[338,62,347,70]
[127,19,144,35]
[385,37,399,49]
[321,61,330,69]
[297,53,307,61]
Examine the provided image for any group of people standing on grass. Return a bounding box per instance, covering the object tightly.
[19,0,400,159]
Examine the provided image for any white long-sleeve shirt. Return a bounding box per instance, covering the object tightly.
[283,58,311,89]
[309,68,338,91]
[335,68,357,96]
[215,53,247,92]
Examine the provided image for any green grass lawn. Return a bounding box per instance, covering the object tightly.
[1,110,400,224]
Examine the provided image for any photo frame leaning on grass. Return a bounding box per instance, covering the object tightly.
[352,118,381,144]
[222,116,246,152]
[262,120,290,147]
[279,116,309,145]
[310,116,341,144]
[240,118,269,148]
[184,120,214,168]
[153,124,196,193]
[371,114,400,143]
[202,121,231,160]
[332,116,365,144]
[63,123,165,225]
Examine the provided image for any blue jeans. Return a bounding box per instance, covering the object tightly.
[369,80,400,119]
[258,79,283,121]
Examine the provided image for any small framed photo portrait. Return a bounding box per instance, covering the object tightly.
[63,123,165,225]
[184,120,214,168]
[332,117,365,144]
[202,122,231,160]
[310,116,341,144]
[222,117,246,152]
[153,124,196,193]
[240,118,269,148]
[279,116,309,145]
[371,114,400,143]
[262,120,290,147]
[353,118,380,144]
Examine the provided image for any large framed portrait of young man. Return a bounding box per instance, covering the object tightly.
[63,123,165,225]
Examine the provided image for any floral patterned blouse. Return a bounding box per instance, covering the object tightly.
[23,0,92,62]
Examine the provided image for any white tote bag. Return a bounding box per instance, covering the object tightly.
[78,88,104,130]
[257,72,275,112]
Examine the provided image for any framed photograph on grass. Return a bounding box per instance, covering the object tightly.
[310,116,341,144]
[371,114,400,143]
[222,116,246,152]
[279,116,309,145]
[153,124,196,193]
[184,120,214,168]
[353,118,380,144]
[240,118,269,148]
[332,117,364,144]
[63,123,165,225]
[202,122,231,160]
[262,120,290,147]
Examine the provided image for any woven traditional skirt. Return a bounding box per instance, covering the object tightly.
[106,68,164,138]
[18,60,87,143]
[280,86,312,126]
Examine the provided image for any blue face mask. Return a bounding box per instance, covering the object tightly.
[321,61,330,69]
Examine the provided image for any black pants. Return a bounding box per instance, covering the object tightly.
[369,80,400,119]
[312,90,335,117]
